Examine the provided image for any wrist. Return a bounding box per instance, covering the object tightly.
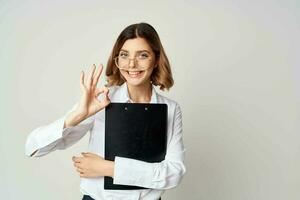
[64,110,87,128]
[104,160,115,178]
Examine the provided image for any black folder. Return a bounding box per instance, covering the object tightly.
[104,103,168,190]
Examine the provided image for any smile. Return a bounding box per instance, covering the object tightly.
[126,70,144,78]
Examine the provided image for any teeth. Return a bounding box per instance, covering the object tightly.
[128,71,141,75]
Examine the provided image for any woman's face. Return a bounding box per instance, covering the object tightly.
[117,37,156,87]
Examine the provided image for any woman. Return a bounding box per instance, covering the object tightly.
[25,22,186,200]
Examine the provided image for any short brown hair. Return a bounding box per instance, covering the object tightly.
[105,22,174,91]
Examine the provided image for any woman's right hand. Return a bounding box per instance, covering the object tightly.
[77,63,110,118]
[64,64,110,128]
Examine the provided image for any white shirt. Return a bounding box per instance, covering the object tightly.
[25,82,186,200]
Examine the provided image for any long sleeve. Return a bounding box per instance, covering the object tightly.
[113,103,187,189]
[25,103,95,157]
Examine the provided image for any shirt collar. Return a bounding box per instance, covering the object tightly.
[119,82,158,103]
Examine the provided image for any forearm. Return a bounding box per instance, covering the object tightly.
[113,155,186,189]
[63,110,87,128]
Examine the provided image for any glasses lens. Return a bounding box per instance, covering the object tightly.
[115,55,152,70]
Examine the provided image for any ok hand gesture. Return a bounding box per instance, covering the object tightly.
[76,64,110,119]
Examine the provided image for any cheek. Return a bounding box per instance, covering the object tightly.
[144,68,154,77]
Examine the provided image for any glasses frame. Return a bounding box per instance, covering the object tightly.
[114,53,153,70]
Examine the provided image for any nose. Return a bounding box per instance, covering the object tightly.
[128,58,136,68]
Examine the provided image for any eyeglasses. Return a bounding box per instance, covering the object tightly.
[114,51,153,70]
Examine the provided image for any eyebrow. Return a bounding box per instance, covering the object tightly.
[120,49,151,54]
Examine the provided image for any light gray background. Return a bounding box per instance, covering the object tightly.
[0,0,300,199]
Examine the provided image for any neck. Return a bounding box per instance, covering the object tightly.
[126,82,152,103]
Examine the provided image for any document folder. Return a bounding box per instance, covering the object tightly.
[104,103,168,190]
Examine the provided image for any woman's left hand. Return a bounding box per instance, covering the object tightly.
[72,152,114,178]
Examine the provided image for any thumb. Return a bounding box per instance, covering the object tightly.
[82,152,97,157]
[81,152,89,157]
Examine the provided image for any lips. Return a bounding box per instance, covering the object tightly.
[128,71,141,75]
[127,70,144,78]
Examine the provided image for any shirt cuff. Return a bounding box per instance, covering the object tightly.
[25,115,74,157]
[113,156,155,186]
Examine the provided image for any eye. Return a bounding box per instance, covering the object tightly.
[138,53,149,59]
[119,52,128,58]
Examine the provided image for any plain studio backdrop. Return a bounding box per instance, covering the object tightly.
[0,0,300,199]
